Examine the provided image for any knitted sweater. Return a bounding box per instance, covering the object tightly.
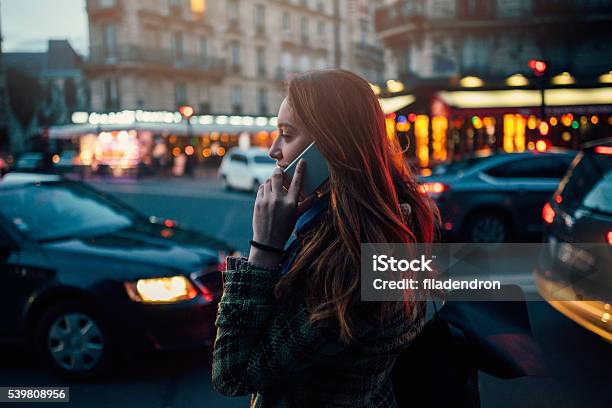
[212,253,426,407]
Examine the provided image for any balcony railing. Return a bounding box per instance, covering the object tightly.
[88,45,226,75]
[375,0,425,33]
[87,0,123,18]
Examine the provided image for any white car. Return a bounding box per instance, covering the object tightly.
[219,147,277,192]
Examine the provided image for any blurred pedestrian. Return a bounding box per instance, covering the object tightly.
[212,69,440,407]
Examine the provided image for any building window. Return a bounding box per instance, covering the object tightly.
[102,24,117,60]
[256,47,266,77]
[299,55,310,72]
[317,20,325,37]
[282,11,290,32]
[231,86,242,113]
[300,16,308,44]
[281,51,292,71]
[257,87,268,115]
[255,4,265,32]
[228,0,239,24]
[172,31,184,62]
[104,77,120,111]
[191,0,206,15]
[175,81,187,107]
[229,41,241,68]
[169,0,183,16]
[360,20,368,43]
[200,36,208,64]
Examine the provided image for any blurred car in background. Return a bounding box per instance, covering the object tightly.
[0,172,234,379]
[534,138,612,342]
[420,150,577,242]
[12,151,84,175]
[219,147,276,192]
[14,152,47,172]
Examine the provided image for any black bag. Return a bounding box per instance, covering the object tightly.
[391,285,548,408]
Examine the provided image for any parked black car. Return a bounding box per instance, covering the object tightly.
[534,138,612,342]
[0,172,232,378]
[420,150,577,242]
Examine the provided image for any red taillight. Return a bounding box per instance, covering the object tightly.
[594,146,612,155]
[420,182,449,196]
[163,219,176,228]
[542,202,555,224]
[217,251,227,272]
[199,284,214,303]
[606,231,612,245]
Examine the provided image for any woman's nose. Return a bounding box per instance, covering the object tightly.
[268,141,282,161]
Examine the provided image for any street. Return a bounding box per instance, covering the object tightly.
[0,174,610,408]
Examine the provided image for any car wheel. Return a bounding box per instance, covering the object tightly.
[36,302,113,379]
[463,213,509,243]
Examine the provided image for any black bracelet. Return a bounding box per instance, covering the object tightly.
[249,240,286,255]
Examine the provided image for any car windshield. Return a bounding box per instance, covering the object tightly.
[0,181,135,241]
[432,156,493,175]
[558,150,612,214]
[253,155,275,164]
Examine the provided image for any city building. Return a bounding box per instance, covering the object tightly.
[2,40,89,154]
[4,40,89,125]
[85,0,389,116]
[374,0,612,167]
[48,0,391,176]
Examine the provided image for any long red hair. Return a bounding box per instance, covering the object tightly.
[274,69,439,343]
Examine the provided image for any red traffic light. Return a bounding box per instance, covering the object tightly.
[528,59,547,76]
[179,105,194,118]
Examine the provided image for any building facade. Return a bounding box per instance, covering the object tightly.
[375,0,612,83]
[86,0,389,116]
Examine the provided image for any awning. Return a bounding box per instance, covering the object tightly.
[438,87,612,109]
[48,122,277,140]
[378,95,415,114]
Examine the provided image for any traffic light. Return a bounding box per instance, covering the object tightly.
[179,105,194,119]
[528,59,547,77]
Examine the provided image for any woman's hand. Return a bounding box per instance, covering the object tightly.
[248,160,305,269]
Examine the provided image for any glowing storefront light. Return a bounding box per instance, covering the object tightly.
[459,76,484,88]
[503,114,526,153]
[415,115,429,168]
[506,74,529,87]
[386,79,405,93]
[431,116,448,161]
[599,71,612,84]
[551,72,575,85]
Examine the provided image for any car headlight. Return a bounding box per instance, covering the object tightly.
[124,276,197,303]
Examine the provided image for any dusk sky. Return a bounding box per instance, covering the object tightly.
[1,0,88,55]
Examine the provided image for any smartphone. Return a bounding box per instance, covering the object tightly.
[282,142,330,198]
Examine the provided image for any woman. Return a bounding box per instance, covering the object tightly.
[212,69,439,407]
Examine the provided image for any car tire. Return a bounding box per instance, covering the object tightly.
[462,212,510,243]
[35,301,114,380]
